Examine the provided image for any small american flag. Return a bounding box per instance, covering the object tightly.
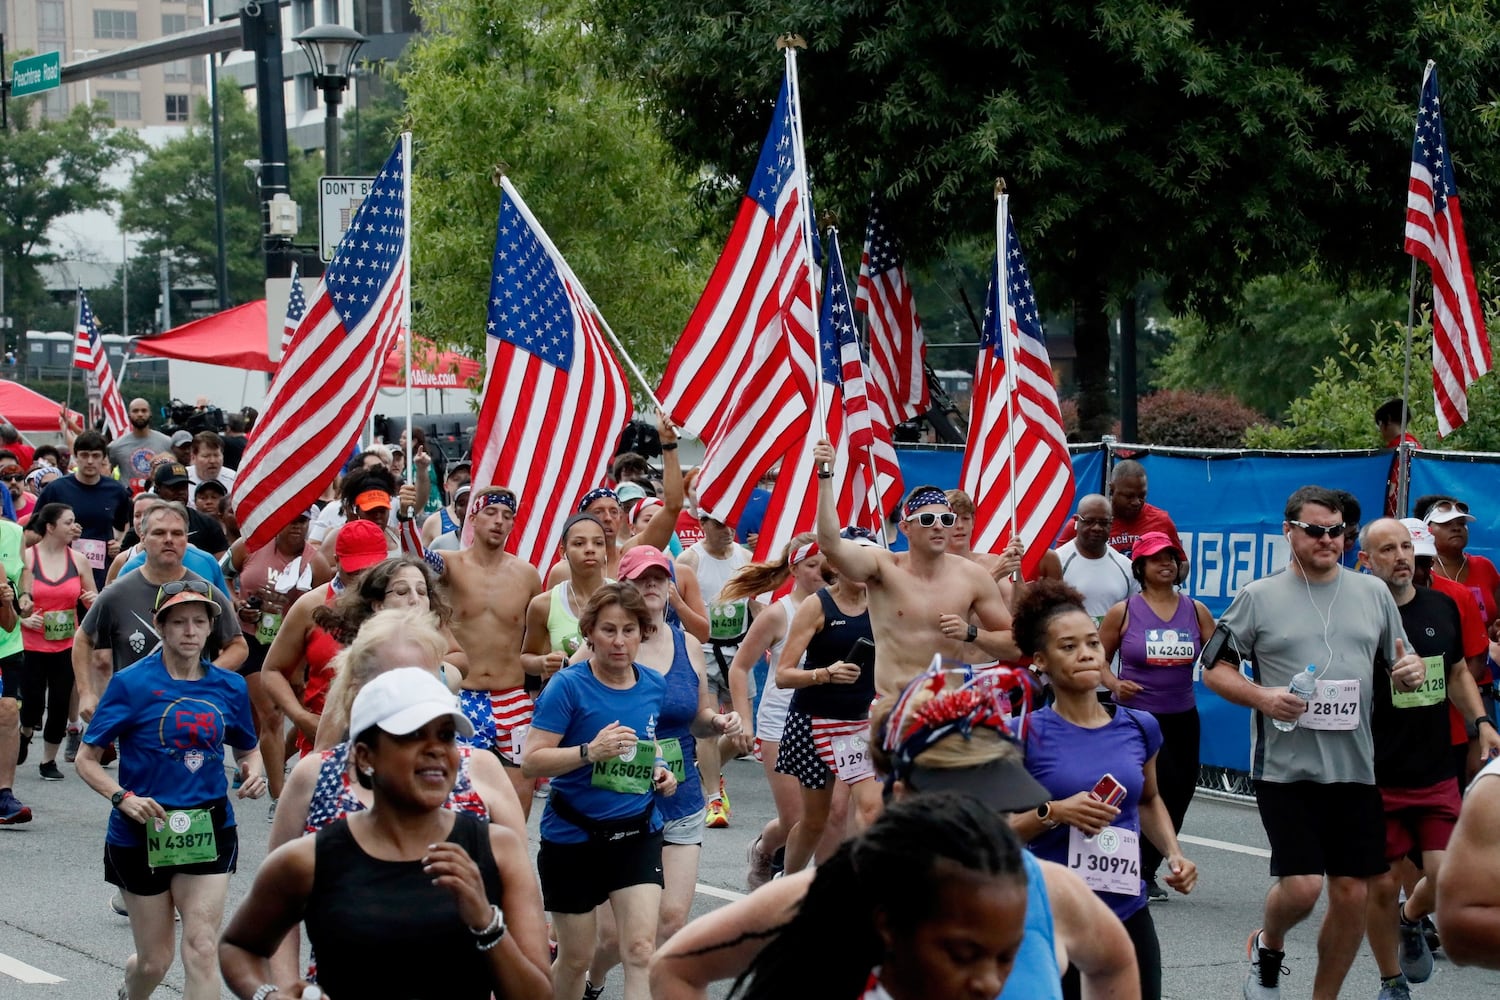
[280,262,307,356]
[1404,61,1490,437]
[856,197,928,425]
[464,176,632,567]
[233,135,411,552]
[657,70,816,525]
[74,290,129,438]
[960,201,1074,577]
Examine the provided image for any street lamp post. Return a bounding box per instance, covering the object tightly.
[293,24,367,175]
[72,49,100,104]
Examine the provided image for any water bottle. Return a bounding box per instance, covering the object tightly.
[1275,665,1318,732]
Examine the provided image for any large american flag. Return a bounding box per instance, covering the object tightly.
[73,290,129,438]
[233,136,411,552]
[960,202,1074,577]
[656,71,816,525]
[280,262,307,357]
[465,177,632,567]
[1404,62,1490,437]
[855,197,928,425]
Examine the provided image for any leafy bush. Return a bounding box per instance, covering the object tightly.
[1134,390,1263,448]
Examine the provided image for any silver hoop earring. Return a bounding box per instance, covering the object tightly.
[360,767,374,777]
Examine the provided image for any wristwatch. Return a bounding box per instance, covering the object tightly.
[250,985,280,1000]
[1476,717,1496,731]
[965,624,979,643]
[1036,801,1058,828]
[110,789,130,809]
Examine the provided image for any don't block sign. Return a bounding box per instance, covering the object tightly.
[318,176,375,262]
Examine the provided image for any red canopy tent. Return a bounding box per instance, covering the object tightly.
[0,380,83,434]
[136,301,480,387]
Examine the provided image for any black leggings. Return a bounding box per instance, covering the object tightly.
[1062,903,1162,1000]
[20,649,75,746]
[1142,707,1199,879]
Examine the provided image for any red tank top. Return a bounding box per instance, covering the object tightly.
[24,547,82,653]
[298,587,345,754]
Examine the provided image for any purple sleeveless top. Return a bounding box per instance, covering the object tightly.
[1117,593,1199,714]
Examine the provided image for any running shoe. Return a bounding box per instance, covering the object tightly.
[747,837,776,890]
[110,891,129,916]
[1377,977,1412,1000]
[705,797,729,829]
[718,775,731,818]
[535,776,551,799]
[266,798,278,823]
[0,788,31,824]
[1146,876,1168,902]
[64,727,81,763]
[17,729,31,765]
[1243,929,1286,999]
[39,760,64,781]
[1421,914,1441,954]
[581,981,604,1000]
[1398,905,1435,983]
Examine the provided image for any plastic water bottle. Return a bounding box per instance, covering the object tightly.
[1275,665,1318,732]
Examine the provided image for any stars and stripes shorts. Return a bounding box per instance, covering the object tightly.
[774,709,874,790]
[458,687,534,766]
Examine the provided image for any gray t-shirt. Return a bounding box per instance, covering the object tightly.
[107,430,173,483]
[80,567,241,671]
[1056,540,1139,620]
[1218,567,1406,785]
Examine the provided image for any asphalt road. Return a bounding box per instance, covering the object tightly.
[4,755,1499,998]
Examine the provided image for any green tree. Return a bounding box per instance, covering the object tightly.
[593,1,1500,434]
[119,83,320,306]
[342,69,408,178]
[0,92,144,338]
[400,0,714,373]
[1156,274,1405,417]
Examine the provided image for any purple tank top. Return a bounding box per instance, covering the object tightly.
[1117,594,1199,714]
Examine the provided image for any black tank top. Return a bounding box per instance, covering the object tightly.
[790,588,876,720]
[304,811,504,999]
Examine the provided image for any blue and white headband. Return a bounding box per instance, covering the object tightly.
[577,487,619,513]
[902,487,950,518]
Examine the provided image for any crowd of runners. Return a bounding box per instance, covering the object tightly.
[3,400,1500,1000]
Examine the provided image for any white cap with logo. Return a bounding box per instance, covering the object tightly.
[348,667,475,740]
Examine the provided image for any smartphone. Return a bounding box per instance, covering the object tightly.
[843,637,877,671]
[1088,773,1127,808]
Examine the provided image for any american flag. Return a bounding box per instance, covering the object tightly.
[280,262,307,357]
[464,176,632,567]
[959,202,1074,577]
[753,229,874,560]
[233,136,411,552]
[855,197,928,425]
[1404,61,1490,437]
[838,260,904,533]
[73,290,129,438]
[656,71,817,525]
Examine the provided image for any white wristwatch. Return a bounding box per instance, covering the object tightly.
[250,986,279,1000]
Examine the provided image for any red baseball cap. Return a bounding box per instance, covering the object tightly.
[618,545,673,581]
[1132,531,1183,562]
[336,519,388,573]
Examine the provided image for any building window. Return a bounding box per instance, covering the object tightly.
[37,0,65,35]
[104,68,141,80]
[292,0,314,33]
[355,0,422,34]
[164,60,190,82]
[162,13,189,35]
[100,90,142,121]
[297,75,320,112]
[165,94,191,122]
[41,89,68,121]
[321,0,339,24]
[94,10,139,39]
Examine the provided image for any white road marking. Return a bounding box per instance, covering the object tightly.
[1180,833,1272,859]
[0,952,66,984]
[696,882,748,901]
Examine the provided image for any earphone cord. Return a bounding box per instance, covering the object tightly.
[1290,544,1340,680]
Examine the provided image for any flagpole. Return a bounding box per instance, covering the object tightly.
[1398,256,1418,515]
[781,37,830,464]
[995,183,1020,540]
[829,224,889,547]
[399,130,415,516]
[65,288,80,416]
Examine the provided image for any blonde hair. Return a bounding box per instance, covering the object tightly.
[944,489,975,517]
[719,531,816,603]
[321,608,448,743]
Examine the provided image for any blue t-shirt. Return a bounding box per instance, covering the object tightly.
[85,650,258,846]
[999,850,1063,1000]
[120,545,229,596]
[1022,705,1164,920]
[531,660,668,845]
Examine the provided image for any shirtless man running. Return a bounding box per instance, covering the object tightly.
[812,440,1016,695]
[399,481,542,816]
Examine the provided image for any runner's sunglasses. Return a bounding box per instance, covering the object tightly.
[903,511,958,528]
[1287,520,1346,540]
[153,579,212,611]
[1427,500,1470,516]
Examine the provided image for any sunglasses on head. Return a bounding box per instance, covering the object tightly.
[153,579,211,611]
[1287,520,1346,540]
[1428,500,1470,516]
[904,511,958,528]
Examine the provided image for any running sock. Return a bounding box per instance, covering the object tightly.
[1381,975,1407,989]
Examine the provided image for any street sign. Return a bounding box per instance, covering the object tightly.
[11,52,61,99]
[318,175,375,262]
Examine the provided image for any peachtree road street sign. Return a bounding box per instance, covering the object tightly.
[11,52,62,98]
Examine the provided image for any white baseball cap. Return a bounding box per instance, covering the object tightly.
[1399,517,1438,558]
[348,667,474,740]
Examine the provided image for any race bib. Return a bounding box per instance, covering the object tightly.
[73,538,106,571]
[561,634,583,657]
[1392,655,1447,710]
[508,724,530,764]
[831,734,874,784]
[590,739,656,794]
[1144,629,1196,666]
[709,601,748,642]
[658,737,687,784]
[255,612,283,646]
[43,609,77,641]
[146,809,217,868]
[1299,678,1361,731]
[1067,825,1141,895]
